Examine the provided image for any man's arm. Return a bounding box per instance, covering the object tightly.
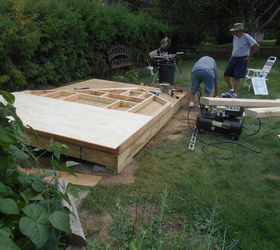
[249,43,261,58]
[214,82,219,97]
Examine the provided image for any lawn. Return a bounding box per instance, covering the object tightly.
[83,54,280,249]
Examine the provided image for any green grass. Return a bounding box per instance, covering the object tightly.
[84,55,280,249]
[260,39,277,46]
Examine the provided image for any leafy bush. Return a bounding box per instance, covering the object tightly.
[0,0,168,90]
[0,90,73,249]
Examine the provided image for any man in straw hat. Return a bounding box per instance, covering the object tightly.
[224,23,260,96]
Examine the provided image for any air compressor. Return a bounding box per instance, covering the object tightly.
[196,93,244,140]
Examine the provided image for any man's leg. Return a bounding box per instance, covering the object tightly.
[233,78,240,94]
[188,71,201,108]
[224,75,233,89]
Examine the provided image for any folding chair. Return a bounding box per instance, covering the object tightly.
[244,56,277,91]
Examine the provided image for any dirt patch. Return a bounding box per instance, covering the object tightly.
[79,210,112,242]
[153,107,196,142]
[99,158,139,185]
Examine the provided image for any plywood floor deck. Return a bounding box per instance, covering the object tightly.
[13,79,187,172]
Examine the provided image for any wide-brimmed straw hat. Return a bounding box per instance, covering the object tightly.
[230,23,244,31]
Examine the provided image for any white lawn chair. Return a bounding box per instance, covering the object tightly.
[244,56,277,91]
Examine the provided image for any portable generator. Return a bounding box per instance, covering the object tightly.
[196,93,244,140]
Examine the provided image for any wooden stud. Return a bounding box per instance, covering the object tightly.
[127,95,154,113]
[200,97,280,107]
[245,107,280,118]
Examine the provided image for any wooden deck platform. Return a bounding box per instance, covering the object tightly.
[14,79,187,172]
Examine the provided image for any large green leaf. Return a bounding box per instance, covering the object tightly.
[49,210,71,234]
[0,90,15,104]
[0,227,11,237]
[0,118,9,130]
[0,236,20,250]
[0,131,16,146]
[31,179,47,193]
[66,161,80,168]
[22,203,50,223]
[9,145,29,161]
[19,217,49,249]
[0,198,19,215]
[0,182,13,198]
[48,139,68,160]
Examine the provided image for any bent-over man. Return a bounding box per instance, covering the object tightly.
[189,56,218,108]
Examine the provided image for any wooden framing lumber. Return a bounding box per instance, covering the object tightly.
[127,95,154,113]
[245,107,280,118]
[116,94,187,172]
[12,80,187,172]
[200,97,280,107]
[19,167,102,187]
[102,93,144,103]
[61,93,80,102]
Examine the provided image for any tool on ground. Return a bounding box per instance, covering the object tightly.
[188,126,198,150]
[74,87,90,90]
[150,90,161,96]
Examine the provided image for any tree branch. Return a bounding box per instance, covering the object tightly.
[259,5,280,30]
[254,0,277,25]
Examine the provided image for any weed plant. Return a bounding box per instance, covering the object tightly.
[86,190,237,249]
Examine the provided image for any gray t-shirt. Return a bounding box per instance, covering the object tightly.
[192,56,218,82]
[231,33,257,57]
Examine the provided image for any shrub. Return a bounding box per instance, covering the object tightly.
[0,90,76,248]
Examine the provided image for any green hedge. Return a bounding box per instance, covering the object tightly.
[0,0,168,90]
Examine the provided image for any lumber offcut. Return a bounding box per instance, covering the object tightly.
[200,97,280,107]
[245,107,280,118]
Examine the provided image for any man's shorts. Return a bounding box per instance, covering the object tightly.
[191,70,215,94]
[224,57,248,79]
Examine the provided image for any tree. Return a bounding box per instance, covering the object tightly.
[212,0,280,39]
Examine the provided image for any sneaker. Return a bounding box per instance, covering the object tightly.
[188,101,194,109]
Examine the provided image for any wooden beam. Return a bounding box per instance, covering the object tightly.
[27,90,56,96]
[200,97,280,107]
[75,89,107,96]
[61,93,80,102]
[104,100,135,109]
[127,95,154,113]
[78,93,116,104]
[102,93,145,103]
[154,95,168,105]
[245,107,280,118]
[151,102,171,117]
[19,167,102,187]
